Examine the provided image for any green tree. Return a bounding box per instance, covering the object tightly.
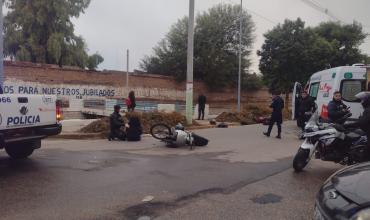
[141,4,256,91]
[87,53,104,71]
[141,17,189,81]
[258,19,368,97]
[194,4,255,90]
[4,0,104,69]
[314,21,368,67]
[259,19,324,94]
[242,73,263,91]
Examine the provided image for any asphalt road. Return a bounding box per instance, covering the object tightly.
[0,122,342,220]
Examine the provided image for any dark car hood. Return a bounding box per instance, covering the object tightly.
[332,162,370,206]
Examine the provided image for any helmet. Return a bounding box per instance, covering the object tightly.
[175,123,184,131]
[355,92,370,108]
[114,105,121,111]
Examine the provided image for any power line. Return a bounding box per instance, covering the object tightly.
[223,0,370,30]
[310,0,322,6]
[300,0,370,52]
[246,8,278,25]
[300,0,370,34]
[300,0,342,22]
[219,0,369,40]
[223,0,278,25]
[301,0,370,29]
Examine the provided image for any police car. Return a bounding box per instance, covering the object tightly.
[0,94,62,159]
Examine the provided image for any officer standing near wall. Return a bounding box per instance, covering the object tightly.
[197,94,207,120]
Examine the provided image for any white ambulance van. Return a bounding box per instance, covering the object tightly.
[292,64,369,120]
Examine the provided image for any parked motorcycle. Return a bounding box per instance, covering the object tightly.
[293,110,368,172]
[150,123,209,150]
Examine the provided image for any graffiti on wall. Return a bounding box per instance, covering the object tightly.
[3,79,116,99]
[3,85,115,97]
[3,78,185,100]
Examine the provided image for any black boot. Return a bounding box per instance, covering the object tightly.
[108,134,113,141]
[276,124,282,139]
[264,122,273,137]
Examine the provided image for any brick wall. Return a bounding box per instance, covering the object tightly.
[3,61,277,112]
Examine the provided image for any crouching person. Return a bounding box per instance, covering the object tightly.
[108,105,126,141]
[126,113,143,142]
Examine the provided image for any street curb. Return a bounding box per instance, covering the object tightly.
[50,133,104,140]
[51,122,248,140]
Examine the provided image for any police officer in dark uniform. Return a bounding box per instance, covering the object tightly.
[297,90,316,131]
[328,91,349,123]
[126,114,143,142]
[198,94,207,120]
[344,92,370,159]
[108,105,126,141]
[264,91,285,139]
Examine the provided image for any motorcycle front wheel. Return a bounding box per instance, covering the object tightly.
[293,148,310,172]
[150,123,172,140]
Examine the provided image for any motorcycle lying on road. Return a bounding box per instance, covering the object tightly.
[150,123,209,150]
[293,110,368,172]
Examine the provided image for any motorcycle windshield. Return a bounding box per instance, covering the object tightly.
[307,110,320,125]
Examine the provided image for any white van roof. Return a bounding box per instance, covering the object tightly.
[310,66,366,82]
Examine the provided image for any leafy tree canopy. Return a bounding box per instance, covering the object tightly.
[4,0,104,69]
[258,19,368,94]
[141,4,258,91]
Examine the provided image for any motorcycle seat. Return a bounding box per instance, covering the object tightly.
[346,132,361,140]
[353,129,366,136]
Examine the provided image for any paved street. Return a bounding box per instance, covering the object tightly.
[0,122,342,220]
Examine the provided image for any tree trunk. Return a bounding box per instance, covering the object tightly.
[285,92,290,120]
[285,92,289,105]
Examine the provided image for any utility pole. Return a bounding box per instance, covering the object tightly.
[237,0,243,112]
[0,0,4,93]
[186,0,195,124]
[126,49,129,95]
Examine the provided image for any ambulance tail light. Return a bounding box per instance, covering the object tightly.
[321,104,328,119]
[56,100,63,122]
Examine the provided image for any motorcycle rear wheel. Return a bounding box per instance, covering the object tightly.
[150,124,172,140]
[192,133,209,146]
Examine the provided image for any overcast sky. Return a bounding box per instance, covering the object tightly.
[73,0,370,73]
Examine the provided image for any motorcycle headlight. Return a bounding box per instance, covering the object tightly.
[351,208,370,220]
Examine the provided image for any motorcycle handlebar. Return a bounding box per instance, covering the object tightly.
[343,112,352,119]
[332,124,346,132]
[333,112,352,125]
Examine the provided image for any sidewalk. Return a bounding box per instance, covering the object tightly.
[60,119,99,133]
[55,119,102,139]
[55,118,284,140]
